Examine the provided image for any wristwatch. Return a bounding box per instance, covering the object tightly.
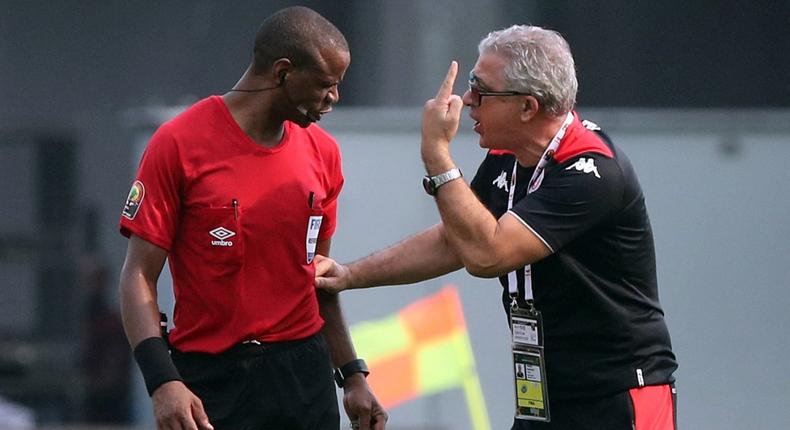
[334,358,370,388]
[422,168,463,196]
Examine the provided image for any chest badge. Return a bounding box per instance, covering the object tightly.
[209,227,235,247]
[306,216,323,264]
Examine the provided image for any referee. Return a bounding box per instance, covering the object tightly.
[118,7,386,430]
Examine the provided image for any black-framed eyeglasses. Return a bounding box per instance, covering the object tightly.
[468,71,531,107]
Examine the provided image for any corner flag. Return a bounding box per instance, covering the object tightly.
[350,285,491,430]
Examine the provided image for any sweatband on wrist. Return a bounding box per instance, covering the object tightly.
[133,337,183,396]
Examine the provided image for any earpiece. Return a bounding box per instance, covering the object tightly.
[278,72,287,85]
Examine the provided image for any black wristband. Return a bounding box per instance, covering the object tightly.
[133,337,183,396]
[334,358,369,388]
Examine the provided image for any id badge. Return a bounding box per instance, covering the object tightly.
[510,305,550,422]
[305,215,322,264]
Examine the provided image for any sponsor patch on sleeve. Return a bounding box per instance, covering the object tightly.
[122,180,145,220]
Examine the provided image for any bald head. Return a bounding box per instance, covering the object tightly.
[252,6,349,74]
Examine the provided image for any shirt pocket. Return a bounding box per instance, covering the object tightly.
[180,206,245,278]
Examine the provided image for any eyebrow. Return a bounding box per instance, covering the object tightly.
[309,69,341,87]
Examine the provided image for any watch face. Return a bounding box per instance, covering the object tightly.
[422,176,436,195]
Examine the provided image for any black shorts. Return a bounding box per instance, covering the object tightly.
[171,332,339,430]
[512,384,677,430]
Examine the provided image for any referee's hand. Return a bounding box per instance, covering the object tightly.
[152,381,214,430]
[343,374,388,430]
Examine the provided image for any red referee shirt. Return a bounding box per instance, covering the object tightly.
[120,96,344,353]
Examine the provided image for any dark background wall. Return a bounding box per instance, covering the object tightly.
[2,0,788,124]
[542,0,790,107]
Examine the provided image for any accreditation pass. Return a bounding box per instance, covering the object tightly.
[510,307,549,421]
[513,348,550,421]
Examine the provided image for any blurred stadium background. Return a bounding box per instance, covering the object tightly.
[1,1,788,429]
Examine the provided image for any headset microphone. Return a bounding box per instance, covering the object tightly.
[279,72,321,122]
[296,105,321,122]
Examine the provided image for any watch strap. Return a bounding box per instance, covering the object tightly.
[423,167,463,195]
[334,358,370,388]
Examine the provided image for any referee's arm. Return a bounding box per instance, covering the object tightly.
[119,234,213,430]
[316,239,388,430]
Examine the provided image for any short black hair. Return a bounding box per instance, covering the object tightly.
[252,6,349,74]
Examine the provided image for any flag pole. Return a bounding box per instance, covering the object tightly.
[461,341,492,430]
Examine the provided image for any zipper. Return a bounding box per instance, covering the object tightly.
[232,199,238,219]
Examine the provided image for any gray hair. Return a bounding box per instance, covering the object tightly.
[478,25,577,116]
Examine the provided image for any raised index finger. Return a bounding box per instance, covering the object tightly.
[435,61,459,101]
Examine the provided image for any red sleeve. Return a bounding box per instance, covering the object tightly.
[317,140,344,241]
[118,124,184,250]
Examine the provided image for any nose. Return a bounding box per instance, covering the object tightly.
[327,86,340,104]
[461,88,475,107]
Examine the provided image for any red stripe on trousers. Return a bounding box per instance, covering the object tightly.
[629,384,675,430]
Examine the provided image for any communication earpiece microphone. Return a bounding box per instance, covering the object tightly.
[296,105,321,122]
[278,70,321,123]
[227,72,285,93]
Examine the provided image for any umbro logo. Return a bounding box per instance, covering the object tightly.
[210,227,235,240]
[565,158,601,179]
[492,170,509,191]
[210,227,235,247]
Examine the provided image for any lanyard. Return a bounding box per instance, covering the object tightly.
[507,112,574,301]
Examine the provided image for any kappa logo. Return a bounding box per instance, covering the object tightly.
[582,119,601,131]
[492,170,509,191]
[209,227,236,247]
[565,158,602,179]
